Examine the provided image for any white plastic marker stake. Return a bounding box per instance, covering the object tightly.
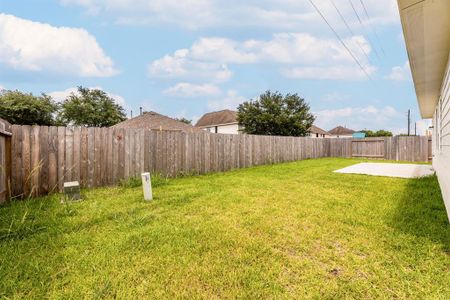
[141,172,153,201]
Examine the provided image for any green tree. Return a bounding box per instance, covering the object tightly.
[360,129,393,137]
[174,117,192,125]
[58,87,126,127]
[0,90,58,125]
[237,91,315,136]
[374,130,393,137]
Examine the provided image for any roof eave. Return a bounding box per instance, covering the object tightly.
[196,122,239,128]
[397,0,450,118]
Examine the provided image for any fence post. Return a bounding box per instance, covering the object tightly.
[0,118,12,203]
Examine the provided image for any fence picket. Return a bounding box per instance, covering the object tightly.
[6,125,434,197]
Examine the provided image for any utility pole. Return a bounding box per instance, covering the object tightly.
[407,109,411,136]
[414,122,417,136]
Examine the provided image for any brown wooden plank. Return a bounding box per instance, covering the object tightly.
[124,129,130,178]
[111,127,118,184]
[150,130,157,174]
[11,126,22,197]
[94,127,101,186]
[65,127,74,182]
[48,126,58,193]
[99,127,106,185]
[73,127,81,183]
[39,126,48,195]
[18,125,27,197]
[106,127,113,184]
[139,129,145,174]
[130,128,136,177]
[117,128,126,181]
[57,127,65,192]
[30,126,40,197]
[80,127,88,187]
[87,127,95,188]
[3,131,11,201]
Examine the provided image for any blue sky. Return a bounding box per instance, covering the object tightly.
[0,0,430,133]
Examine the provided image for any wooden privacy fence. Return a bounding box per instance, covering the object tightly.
[0,119,12,202]
[8,125,433,198]
[350,136,432,162]
[10,125,330,198]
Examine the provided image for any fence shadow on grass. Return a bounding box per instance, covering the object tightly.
[390,175,450,246]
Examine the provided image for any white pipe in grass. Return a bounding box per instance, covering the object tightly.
[141,172,153,201]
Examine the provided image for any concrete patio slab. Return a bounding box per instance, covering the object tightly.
[334,162,434,179]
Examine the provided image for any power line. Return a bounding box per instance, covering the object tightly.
[307,0,373,82]
[348,0,381,60]
[358,0,386,57]
[329,0,373,66]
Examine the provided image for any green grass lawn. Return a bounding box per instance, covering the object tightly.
[0,158,449,299]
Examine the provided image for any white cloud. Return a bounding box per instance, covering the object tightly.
[385,61,411,81]
[207,90,248,111]
[0,14,117,77]
[148,49,232,83]
[149,33,375,82]
[59,0,399,31]
[163,83,220,97]
[190,38,258,64]
[188,34,371,65]
[282,65,376,80]
[314,105,404,132]
[48,87,79,103]
[321,92,351,103]
[48,87,128,110]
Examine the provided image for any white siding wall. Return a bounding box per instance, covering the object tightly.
[329,135,353,139]
[203,123,240,134]
[433,54,450,220]
[217,124,239,134]
[309,133,331,138]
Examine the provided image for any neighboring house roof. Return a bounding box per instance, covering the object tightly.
[329,126,355,135]
[195,110,238,127]
[309,125,330,136]
[113,111,198,132]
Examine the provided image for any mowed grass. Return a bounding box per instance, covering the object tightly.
[0,158,449,299]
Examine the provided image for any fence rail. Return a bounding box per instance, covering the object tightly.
[6,125,433,198]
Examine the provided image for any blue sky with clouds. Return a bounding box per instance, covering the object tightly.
[0,0,430,133]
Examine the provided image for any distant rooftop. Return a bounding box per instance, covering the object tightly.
[329,126,355,135]
[113,111,199,133]
[309,125,330,136]
[195,110,238,127]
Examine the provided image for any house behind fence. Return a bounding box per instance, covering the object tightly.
[2,124,432,199]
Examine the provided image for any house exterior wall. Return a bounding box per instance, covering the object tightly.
[309,133,331,138]
[204,123,240,134]
[432,54,450,219]
[329,134,353,138]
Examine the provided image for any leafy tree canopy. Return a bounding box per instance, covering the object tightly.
[58,86,126,127]
[0,90,58,125]
[237,91,315,136]
[175,117,192,125]
[360,129,393,137]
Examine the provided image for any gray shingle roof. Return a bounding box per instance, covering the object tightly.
[328,126,355,135]
[195,110,238,127]
[113,111,199,133]
[309,125,331,135]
